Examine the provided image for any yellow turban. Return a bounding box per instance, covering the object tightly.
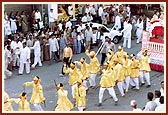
[89,51,96,57]
[33,76,41,83]
[70,62,76,68]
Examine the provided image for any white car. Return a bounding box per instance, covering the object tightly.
[75,22,123,44]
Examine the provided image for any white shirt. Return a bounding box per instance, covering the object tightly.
[154,98,161,106]
[20,46,30,63]
[66,21,72,29]
[143,101,157,111]
[48,38,59,52]
[160,88,164,96]
[85,7,90,14]
[121,22,132,38]
[58,23,62,30]
[155,104,164,111]
[31,40,41,55]
[49,11,55,22]
[98,6,103,17]
[90,7,96,15]
[114,15,121,30]
[87,15,93,22]
[77,35,81,41]
[68,6,73,16]
[81,16,88,23]
[35,12,42,21]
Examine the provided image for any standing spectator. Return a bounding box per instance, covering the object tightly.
[66,19,72,30]
[98,4,103,24]
[49,9,55,31]
[18,42,30,75]
[121,20,132,49]
[85,26,92,50]
[31,37,42,69]
[155,96,164,111]
[90,5,97,22]
[77,32,82,54]
[160,81,164,96]
[101,9,108,25]
[4,45,12,79]
[114,12,121,31]
[130,100,142,111]
[35,9,42,30]
[85,4,90,14]
[4,12,12,37]
[21,11,28,33]
[131,16,137,39]
[136,18,143,44]
[154,90,161,106]
[23,76,46,111]
[81,13,88,24]
[87,12,93,23]
[59,32,67,61]
[139,49,151,88]
[48,34,60,64]
[143,92,157,111]
[71,28,77,54]
[68,4,73,18]
[9,12,17,34]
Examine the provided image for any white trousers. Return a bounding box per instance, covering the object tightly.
[78,107,85,111]
[139,71,151,85]
[99,87,118,103]
[82,80,88,90]
[12,54,20,66]
[123,76,130,92]
[123,38,131,49]
[19,62,30,74]
[71,84,77,98]
[136,29,143,43]
[130,77,139,89]
[89,74,97,87]
[33,104,43,111]
[117,81,125,96]
[32,53,42,68]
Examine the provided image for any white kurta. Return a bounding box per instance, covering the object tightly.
[10,18,17,32]
[114,15,121,30]
[48,38,59,58]
[122,22,132,48]
[4,20,11,36]
[19,46,30,74]
[31,40,42,68]
[136,21,143,43]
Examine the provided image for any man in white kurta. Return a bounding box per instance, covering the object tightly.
[19,42,31,75]
[114,12,121,31]
[48,34,60,64]
[49,9,55,31]
[121,20,132,49]
[136,18,143,44]
[31,37,42,69]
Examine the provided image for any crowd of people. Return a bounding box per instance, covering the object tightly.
[4,4,164,112]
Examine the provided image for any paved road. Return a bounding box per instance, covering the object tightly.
[4,38,164,112]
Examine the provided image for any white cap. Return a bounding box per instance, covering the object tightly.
[130,100,137,106]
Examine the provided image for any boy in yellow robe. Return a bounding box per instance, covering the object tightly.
[85,49,100,88]
[63,62,80,99]
[139,49,151,88]
[23,76,45,111]
[55,83,73,111]
[75,57,90,91]
[98,62,119,106]
[130,54,140,90]
[4,91,13,111]
[74,80,86,111]
[9,92,31,111]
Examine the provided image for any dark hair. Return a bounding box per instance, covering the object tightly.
[22,42,27,46]
[147,92,154,101]
[155,90,161,98]
[161,81,164,84]
[60,83,63,87]
[36,76,40,79]
[159,96,164,104]
[22,92,27,96]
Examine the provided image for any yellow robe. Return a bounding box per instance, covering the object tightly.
[9,98,31,111]
[115,51,127,64]
[100,68,115,88]
[55,89,73,111]
[139,55,151,72]
[122,58,132,77]
[74,85,86,107]
[113,63,125,82]
[4,92,13,111]
[63,67,80,86]
[76,61,90,80]
[130,59,140,78]
[85,50,100,74]
[24,81,45,104]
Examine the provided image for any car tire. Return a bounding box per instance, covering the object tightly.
[113,36,119,44]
